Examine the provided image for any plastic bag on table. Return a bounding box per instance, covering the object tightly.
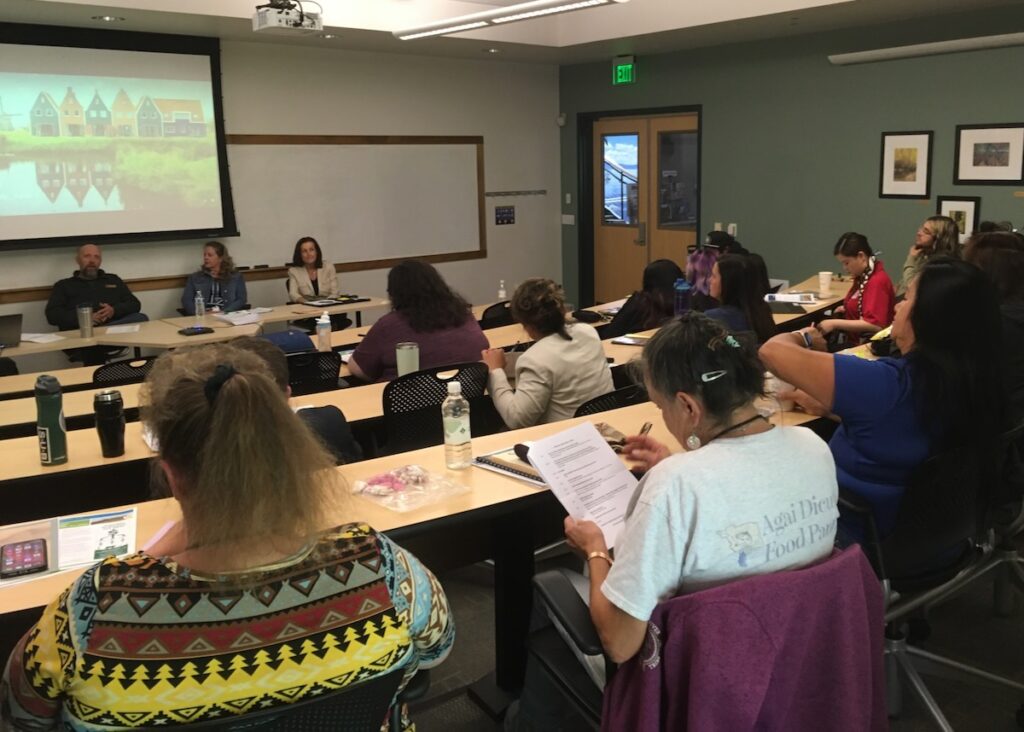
[351,464,470,513]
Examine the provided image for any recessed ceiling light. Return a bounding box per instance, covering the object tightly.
[485,48,501,54]
[91,15,125,22]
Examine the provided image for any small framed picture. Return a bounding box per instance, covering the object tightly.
[879,131,933,199]
[936,196,981,243]
[954,124,1024,184]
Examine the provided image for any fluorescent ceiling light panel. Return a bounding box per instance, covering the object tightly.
[394,0,628,40]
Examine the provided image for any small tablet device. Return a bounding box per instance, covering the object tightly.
[178,326,215,336]
[0,538,48,579]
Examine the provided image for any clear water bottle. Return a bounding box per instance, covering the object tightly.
[673,278,693,316]
[442,381,472,469]
[35,375,67,466]
[498,279,507,300]
[316,311,332,352]
[193,290,205,321]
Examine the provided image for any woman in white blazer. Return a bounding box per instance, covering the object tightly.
[287,236,340,302]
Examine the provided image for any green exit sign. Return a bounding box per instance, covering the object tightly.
[612,55,636,86]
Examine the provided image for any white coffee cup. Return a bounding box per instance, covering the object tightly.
[817,271,833,298]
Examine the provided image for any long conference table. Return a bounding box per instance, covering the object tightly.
[0,400,819,699]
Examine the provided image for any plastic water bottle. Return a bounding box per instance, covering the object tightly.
[35,375,67,466]
[316,311,332,352]
[673,278,693,316]
[498,279,507,300]
[193,290,205,322]
[442,381,472,469]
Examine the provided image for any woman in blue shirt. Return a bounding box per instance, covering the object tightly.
[704,254,776,343]
[181,241,248,314]
[759,258,1002,537]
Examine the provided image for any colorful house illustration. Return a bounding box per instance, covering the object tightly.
[35,160,65,202]
[90,159,115,202]
[111,89,136,137]
[153,98,207,137]
[30,92,60,136]
[64,159,90,206]
[136,96,162,137]
[85,91,112,137]
[59,87,84,137]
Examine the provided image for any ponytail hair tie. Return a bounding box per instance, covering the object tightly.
[204,364,237,405]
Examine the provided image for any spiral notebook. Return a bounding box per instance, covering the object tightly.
[473,447,546,487]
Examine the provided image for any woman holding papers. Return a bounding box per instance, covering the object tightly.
[511,313,837,729]
[816,232,894,346]
[482,278,613,428]
[180,240,248,314]
[287,235,340,302]
[2,344,454,730]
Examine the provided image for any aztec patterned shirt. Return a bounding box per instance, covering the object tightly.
[2,523,454,730]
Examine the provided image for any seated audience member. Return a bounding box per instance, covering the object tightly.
[899,215,960,296]
[482,278,614,429]
[1,345,452,729]
[964,230,1024,421]
[817,232,895,346]
[604,259,684,339]
[181,241,247,314]
[349,259,487,382]
[977,220,1014,233]
[759,258,1002,537]
[231,335,362,463]
[45,243,148,330]
[745,251,772,295]
[686,231,730,310]
[703,254,776,343]
[286,236,352,330]
[512,313,838,728]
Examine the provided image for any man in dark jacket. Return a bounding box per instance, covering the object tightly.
[45,244,148,331]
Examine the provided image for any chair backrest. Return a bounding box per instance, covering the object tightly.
[479,301,514,329]
[136,665,404,731]
[382,362,490,453]
[0,357,17,377]
[92,356,158,387]
[573,384,649,417]
[287,350,342,396]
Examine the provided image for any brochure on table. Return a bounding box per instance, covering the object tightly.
[0,508,138,587]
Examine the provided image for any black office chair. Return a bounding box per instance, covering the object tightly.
[287,350,342,396]
[135,668,428,731]
[573,384,649,417]
[92,356,159,387]
[840,424,1024,729]
[0,357,17,376]
[382,362,494,453]
[479,301,514,329]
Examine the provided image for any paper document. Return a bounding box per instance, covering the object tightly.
[527,422,638,548]
[765,293,817,304]
[338,349,354,364]
[21,333,65,344]
[214,311,262,326]
[104,324,141,334]
[56,509,137,569]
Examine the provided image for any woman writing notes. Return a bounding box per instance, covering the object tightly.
[816,233,895,346]
[2,344,454,729]
[180,241,247,314]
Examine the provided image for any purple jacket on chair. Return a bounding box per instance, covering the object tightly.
[601,546,887,731]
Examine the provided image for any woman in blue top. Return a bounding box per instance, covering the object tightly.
[704,254,775,343]
[759,258,1003,537]
[181,241,248,314]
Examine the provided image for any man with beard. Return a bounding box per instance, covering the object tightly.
[45,243,148,331]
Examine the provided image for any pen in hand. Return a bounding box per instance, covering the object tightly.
[639,422,653,437]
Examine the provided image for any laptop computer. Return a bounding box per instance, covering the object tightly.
[0,314,22,347]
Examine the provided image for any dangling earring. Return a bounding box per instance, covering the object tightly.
[686,434,701,450]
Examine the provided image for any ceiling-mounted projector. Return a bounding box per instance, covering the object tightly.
[252,1,323,33]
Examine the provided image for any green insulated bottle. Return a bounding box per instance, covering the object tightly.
[35,375,68,466]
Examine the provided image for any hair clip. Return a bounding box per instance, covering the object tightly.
[701,370,727,383]
[204,364,237,405]
[724,335,741,349]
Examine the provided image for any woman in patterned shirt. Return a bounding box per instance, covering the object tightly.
[2,344,454,730]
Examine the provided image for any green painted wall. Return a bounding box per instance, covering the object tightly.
[558,6,1024,302]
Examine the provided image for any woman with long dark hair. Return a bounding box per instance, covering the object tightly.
[817,232,894,346]
[604,259,684,339]
[760,257,1003,536]
[349,259,487,382]
[703,254,776,343]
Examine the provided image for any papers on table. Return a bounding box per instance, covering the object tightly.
[104,324,141,334]
[611,333,651,346]
[526,422,638,548]
[21,333,65,344]
[765,292,817,304]
[56,509,137,569]
[214,311,263,326]
[338,349,355,364]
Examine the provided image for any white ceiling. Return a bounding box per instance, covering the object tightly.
[2,0,1022,64]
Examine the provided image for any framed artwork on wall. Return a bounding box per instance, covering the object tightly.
[936,196,981,243]
[954,124,1024,184]
[879,131,933,199]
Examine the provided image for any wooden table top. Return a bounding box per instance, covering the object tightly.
[0,399,817,614]
[161,298,389,330]
[773,275,847,325]
[0,365,98,397]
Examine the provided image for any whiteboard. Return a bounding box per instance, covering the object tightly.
[226,138,484,266]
